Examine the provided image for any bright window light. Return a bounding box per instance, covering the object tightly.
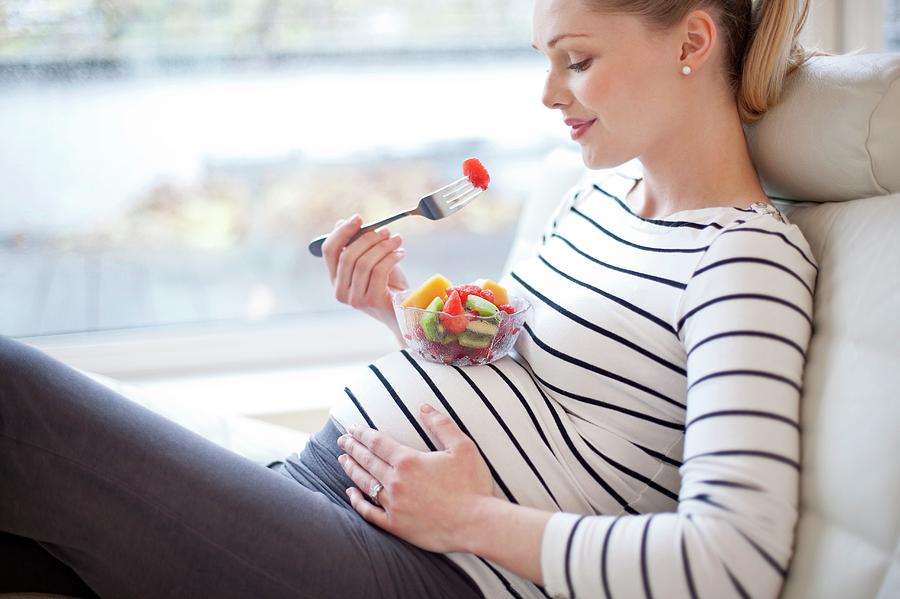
[0,1,569,342]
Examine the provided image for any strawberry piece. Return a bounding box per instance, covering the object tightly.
[445,290,464,314]
[497,304,516,315]
[475,288,496,305]
[442,315,468,335]
[439,290,468,335]
[462,158,490,190]
[448,284,481,305]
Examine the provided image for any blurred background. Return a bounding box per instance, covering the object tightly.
[1,0,896,382]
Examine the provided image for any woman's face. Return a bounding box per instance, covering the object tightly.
[532,0,697,169]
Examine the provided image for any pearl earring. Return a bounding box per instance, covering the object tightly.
[682,66,692,76]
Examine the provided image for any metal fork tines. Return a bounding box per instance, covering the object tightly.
[308,175,484,257]
[418,176,481,220]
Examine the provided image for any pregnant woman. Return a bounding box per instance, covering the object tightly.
[1,1,821,598]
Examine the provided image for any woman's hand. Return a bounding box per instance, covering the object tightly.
[321,214,409,341]
[336,404,495,554]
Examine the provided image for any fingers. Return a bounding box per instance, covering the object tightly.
[337,431,393,482]
[365,249,407,307]
[342,425,410,468]
[321,214,407,311]
[347,233,405,307]
[419,404,470,452]
[333,230,404,307]
[322,215,361,282]
[338,452,384,505]
[345,486,390,531]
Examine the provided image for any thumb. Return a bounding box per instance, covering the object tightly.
[419,404,466,451]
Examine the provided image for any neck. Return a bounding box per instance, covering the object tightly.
[629,95,769,219]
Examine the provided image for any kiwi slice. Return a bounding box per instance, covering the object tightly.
[420,297,445,343]
[458,330,492,349]
[466,319,499,337]
[436,324,457,345]
[465,295,499,316]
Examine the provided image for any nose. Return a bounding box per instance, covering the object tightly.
[541,68,572,110]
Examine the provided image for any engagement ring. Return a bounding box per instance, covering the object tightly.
[368,482,384,506]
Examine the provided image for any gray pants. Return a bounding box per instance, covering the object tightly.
[0,336,483,599]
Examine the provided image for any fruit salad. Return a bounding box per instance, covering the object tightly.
[395,274,531,366]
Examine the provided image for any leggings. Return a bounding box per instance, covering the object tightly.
[0,336,483,599]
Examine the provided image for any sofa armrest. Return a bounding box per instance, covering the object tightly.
[500,148,585,279]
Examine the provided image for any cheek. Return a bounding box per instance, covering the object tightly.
[578,70,652,168]
[576,64,644,126]
[575,71,611,112]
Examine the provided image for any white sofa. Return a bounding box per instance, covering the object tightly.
[6,52,899,598]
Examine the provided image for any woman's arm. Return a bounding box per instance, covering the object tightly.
[459,496,550,585]
[531,219,818,598]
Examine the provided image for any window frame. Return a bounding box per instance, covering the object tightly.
[800,0,888,53]
[841,0,888,53]
[23,310,399,380]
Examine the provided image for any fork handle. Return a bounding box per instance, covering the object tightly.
[308,209,414,257]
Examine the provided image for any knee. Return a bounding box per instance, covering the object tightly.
[0,336,37,379]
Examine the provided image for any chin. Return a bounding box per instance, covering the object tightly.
[580,146,620,171]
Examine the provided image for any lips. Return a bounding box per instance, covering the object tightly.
[565,118,597,141]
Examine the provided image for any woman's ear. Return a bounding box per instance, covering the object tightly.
[679,9,717,69]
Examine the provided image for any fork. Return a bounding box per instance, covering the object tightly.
[307,176,483,257]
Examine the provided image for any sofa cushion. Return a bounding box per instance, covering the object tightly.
[744,53,900,202]
[775,194,900,599]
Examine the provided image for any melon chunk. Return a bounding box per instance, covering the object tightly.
[472,278,509,306]
[401,274,454,309]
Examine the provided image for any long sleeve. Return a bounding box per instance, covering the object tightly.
[540,217,819,599]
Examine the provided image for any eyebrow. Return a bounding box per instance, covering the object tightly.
[531,33,591,51]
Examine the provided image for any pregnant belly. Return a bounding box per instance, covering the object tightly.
[328,349,584,511]
[330,350,536,452]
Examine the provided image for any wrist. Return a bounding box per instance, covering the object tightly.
[457,495,506,554]
[380,313,405,347]
[456,496,551,586]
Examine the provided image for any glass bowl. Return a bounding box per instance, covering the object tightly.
[392,289,532,367]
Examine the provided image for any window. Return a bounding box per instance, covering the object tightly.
[0,1,567,364]
[800,0,894,54]
[835,0,891,53]
[889,0,900,51]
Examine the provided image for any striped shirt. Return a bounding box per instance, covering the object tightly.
[330,165,818,599]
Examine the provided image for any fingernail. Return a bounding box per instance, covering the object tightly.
[349,425,360,434]
[346,488,354,497]
[421,404,433,413]
[390,234,402,242]
[352,214,362,224]
[338,454,346,464]
[379,228,390,238]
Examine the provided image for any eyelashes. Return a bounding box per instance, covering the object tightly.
[568,58,592,72]
[542,57,593,75]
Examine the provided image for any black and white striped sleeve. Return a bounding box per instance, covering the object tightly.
[539,217,818,599]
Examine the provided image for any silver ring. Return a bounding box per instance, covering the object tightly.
[368,481,384,506]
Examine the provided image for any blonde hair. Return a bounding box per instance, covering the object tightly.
[584,0,829,123]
